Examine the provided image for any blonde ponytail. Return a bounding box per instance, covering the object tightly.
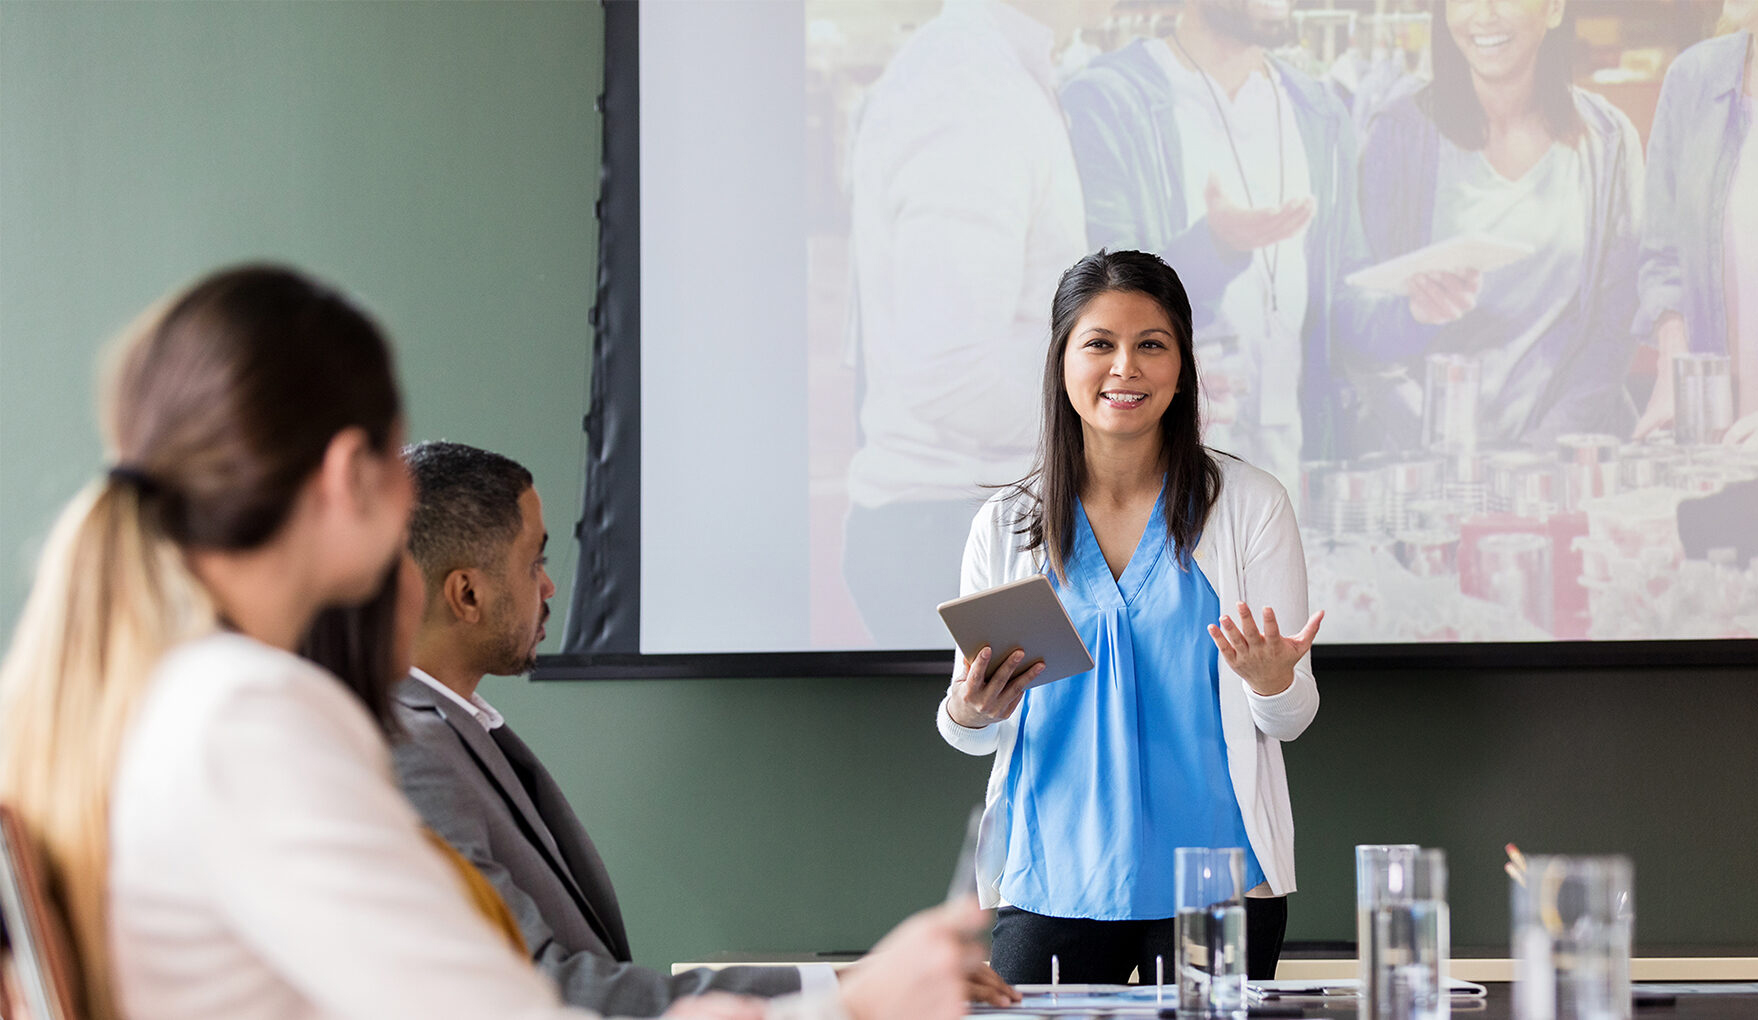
[0,477,216,1020]
[2,264,401,1019]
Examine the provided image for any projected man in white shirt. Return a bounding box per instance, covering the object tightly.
[842,0,1098,647]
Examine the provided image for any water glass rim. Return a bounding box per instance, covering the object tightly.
[1358,846,1447,904]
[1174,846,1247,908]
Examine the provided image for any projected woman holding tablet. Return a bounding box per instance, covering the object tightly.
[1354,0,1643,450]
[936,250,1321,985]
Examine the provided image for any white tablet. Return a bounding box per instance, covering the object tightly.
[935,575,1093,689]
[1345,232,1535,294]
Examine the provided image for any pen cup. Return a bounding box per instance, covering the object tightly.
[1175,846,1248,1017]
[1512,855,1633,1020]
[1357,846,1449,1020]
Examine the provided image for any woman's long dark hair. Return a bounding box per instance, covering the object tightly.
[1008,250,1220,582]
[1423,0,1582,150]
[300,558,403,737]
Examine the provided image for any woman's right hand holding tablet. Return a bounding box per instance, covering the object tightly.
[945,647,1043,729]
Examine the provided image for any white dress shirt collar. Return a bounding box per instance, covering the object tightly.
[408,667,505,731]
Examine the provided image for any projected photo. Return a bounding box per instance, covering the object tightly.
[804,0,1758,649]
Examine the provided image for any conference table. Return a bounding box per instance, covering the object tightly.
[676,954,1758,1019]
[965,982,1758,1018]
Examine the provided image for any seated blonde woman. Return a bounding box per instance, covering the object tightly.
[0,265,979,1020]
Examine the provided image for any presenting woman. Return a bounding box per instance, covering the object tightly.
[1353,0,1643,451]
[937,250,1322,985]
[0,265,976,1020]
[1635,0,1758,446]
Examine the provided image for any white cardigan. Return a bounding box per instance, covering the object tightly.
[936,454,1319,907]
[109,632,844,1020]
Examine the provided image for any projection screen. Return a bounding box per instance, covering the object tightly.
[551,0,1758,677]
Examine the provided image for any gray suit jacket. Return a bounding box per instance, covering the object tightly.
[390,676,802,1016]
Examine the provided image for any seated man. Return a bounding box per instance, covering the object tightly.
[394,441,818,1016]
[394,442,1014,1017]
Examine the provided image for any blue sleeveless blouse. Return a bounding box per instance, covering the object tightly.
[1000,488,1264,919]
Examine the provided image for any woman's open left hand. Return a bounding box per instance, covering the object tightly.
[1208,602,1323,696]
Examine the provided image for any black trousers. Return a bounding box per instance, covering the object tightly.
[990,897,1288,985]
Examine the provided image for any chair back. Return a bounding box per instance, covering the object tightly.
[0,804,81,1020]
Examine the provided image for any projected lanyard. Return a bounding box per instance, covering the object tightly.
[1170,26,1287,315]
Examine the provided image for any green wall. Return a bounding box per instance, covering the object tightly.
[0,0,596,624]
[2,0,1753,980]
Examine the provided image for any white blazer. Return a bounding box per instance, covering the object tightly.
[108,632,844,1020]
[936,454,1319,907]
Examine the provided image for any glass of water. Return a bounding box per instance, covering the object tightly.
[1175,846,1248,1016]
[1512,855,1634,1020]
[1357,844,1420,992]
[1357,845,1449,1020]
[1423,352,1480,454]
[1672,353,1734,446]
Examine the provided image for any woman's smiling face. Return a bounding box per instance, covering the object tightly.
[1445,0,1564,87]
[1062,289,1183,446]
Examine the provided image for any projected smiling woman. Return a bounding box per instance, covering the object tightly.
[936,250,1321,985]
[1353,0,1643,451]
